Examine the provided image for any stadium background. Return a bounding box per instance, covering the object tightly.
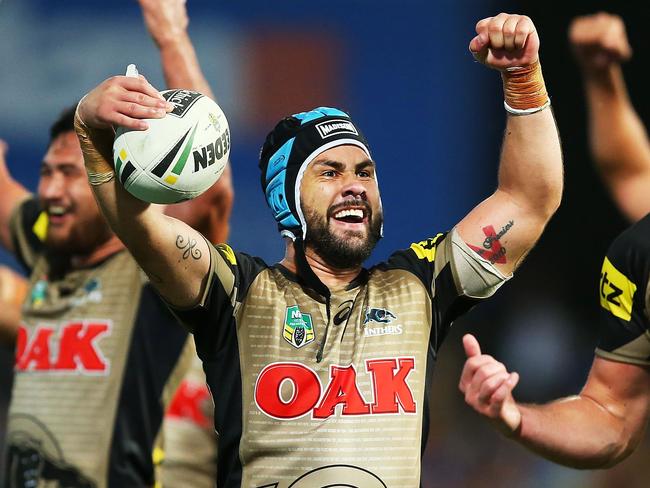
[0,0,648,485]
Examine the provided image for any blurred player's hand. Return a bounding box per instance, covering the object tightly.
[569,13,632,72]
[459,334,522,436]
[0,139,7,160]
[139,0,189,48]
[77,76,173,131]
[470,13,539,70]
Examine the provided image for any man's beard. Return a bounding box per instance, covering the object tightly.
[45,213,115,256]
[303,204,383,269]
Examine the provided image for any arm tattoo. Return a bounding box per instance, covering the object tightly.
[467,221,514,264]
[176,234,202,260]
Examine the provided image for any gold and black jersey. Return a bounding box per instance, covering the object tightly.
[161,339,218,488]
[172,228,509,488]
[4,198,192,488]
[596,214,650,365]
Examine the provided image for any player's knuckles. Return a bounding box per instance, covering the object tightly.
[472,358,500,376]
[464,390,480,408]
[105,75,122,86]
[475,17,491,32]
[481,373,507,394]
[488,21,504,34]
[503,25,517,38]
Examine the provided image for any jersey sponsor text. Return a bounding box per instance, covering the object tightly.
[254,357,416,420]
[15,321,111,374]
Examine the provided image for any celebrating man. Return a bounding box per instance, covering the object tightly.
[75,13,561,487]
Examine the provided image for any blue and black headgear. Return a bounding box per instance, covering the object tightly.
[259,107,374,240]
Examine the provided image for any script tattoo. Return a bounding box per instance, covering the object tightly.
[467,221,514,264]
[176,235,202,260]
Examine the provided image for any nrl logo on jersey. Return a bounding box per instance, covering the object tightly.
[283,305,315,348]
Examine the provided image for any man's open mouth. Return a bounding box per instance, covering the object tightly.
[332,208,366,224]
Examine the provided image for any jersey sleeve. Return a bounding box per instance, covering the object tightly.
[9,196,45,273]
[167,243,267,361]
[384,227,510,348]
[595,218,650,366]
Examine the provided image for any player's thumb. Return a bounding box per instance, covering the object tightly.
[469,34,489,64]
[462,334,481,358]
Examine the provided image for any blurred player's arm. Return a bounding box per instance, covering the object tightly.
[0,140,31,252]
[139,0,213,98]
[0,266,28,345]
[456,14,563,276]
[75,76,211,308]
[139,0,234,243]
[570,13,650,222]
[460,334,650,469]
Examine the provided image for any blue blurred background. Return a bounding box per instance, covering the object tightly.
[1,0,649,486]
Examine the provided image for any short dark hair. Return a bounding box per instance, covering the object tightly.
[48,105,78,147]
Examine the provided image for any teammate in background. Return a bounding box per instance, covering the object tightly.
[460,13,650,470]
[0,1,231,486]
[137,0,219,484]
[75,13,562,486]
[570,12,650,223]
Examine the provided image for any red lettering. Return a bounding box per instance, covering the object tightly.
[17,327,53,371]
[313,365,370,418]
[255,363,321,419]
[366,358,416,414]
[255,358,417,420]
[53,322,109,371]
[15,326,27,362]
[14,321,111,373]
[166,380,212,428]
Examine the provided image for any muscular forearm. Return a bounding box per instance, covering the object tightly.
[159,34,214,99]
[92,180,209,306]
[585,66,650,182]
[497,107,563,221]
[516,395,638,469]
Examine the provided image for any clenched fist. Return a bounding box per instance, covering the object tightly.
[569,13,632,72]
[459,334,522,436]
[470,13,539,70]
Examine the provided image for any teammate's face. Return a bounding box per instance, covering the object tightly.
[37,131,113,254]
[300,145,383,269]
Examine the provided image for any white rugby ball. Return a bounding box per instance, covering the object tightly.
[113,89,230,204]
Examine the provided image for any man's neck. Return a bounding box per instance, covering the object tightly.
[281,240,362,290]
[69,235,124,269]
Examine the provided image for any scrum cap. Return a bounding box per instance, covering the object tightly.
[259,107,371,239]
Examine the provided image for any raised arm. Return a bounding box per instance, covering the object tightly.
[569,13,650,222]
[75,76,211,307]
[0,140,30,252]
[0,266,27,346]
[456,14,563,276]
[139,0,213,97]
[460,334,650,468]
[139,0,234,243]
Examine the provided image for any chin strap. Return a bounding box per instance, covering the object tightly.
[293,238,331,363]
